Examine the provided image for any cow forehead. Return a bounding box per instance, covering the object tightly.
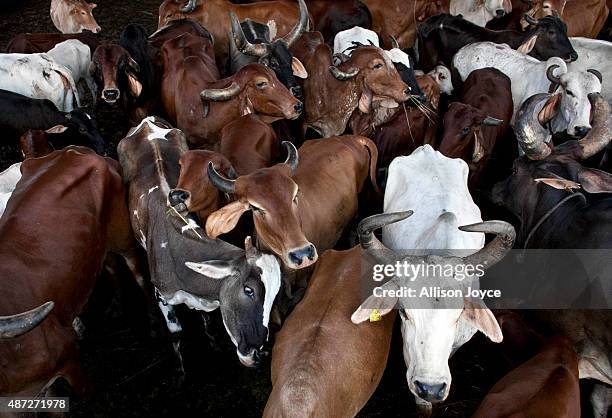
[561,72,602,94]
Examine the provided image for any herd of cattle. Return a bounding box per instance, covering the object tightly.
[0,0,611,416]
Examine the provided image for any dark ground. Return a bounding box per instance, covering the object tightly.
[0,1,605,417]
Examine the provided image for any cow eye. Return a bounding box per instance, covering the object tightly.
[548,30,556,36]
[566,89,574,97]
[373,63,383,69]
[461,127,470,136]
[244,286,254,298]
[250,204,265,214]
[399,310,409,320]
[440,74,446,80]
[293,195,298,205]
[79,127,86,133]
[256,81,268,89]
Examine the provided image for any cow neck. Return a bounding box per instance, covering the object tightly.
[521,191,586,249]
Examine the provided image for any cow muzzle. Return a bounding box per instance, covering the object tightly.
[412,380,448,403]
[495,9,505,17]
[237,347,269,367]
[169,189,190,214]
[287,244,317,269]
[102,88,120,103]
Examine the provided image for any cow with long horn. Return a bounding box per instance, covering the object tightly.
[352,145,516,416]
[491,93,612,417]
[160,32,302,149]
[157,0,311,65]
[228,0,309,99]
[0,302,54,339]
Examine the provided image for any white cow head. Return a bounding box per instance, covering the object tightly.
[428,65,453,95]
[545,60,602,137]
[484,0,512,18]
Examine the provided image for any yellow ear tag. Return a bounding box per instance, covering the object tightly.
[369,309,382,322]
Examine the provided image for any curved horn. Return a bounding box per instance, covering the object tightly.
[180,0,198,13]
[546,64,561,85]
[482,116,504,126]
[523,13,538,25]
[207,161,236,194]
[282,0,309,47]
[282,141,299,174]
[574,93,612,160]
[329,65,360,81]
[515,93,553,160]
[200,82,241,102]
[358,211,414,251]
[587,69,603,84]
[230,12,269,57]
[389,36,400,50]
[459,221,516,270]
[0,301,54,339]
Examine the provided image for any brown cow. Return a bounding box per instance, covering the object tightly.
[304,45,410,138]
[221,114,279,175]
[361,0,450,48]
[161,33,301,149]
[263,212,409,418]
[50,0,101,34]
[439,68,512,189]
[0,146,143,395]
[349,73,441,172]
[90,45,143,108]
[157,0,309,65]
[524,0,609,37]
[196,136,378,272]
[5,31,99,54]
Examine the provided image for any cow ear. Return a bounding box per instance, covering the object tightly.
[127,73,143,98]
[292,57,308,79]
[185,260,235,279]
[577,167,612,193]
[538,93,561,125]
[534,177,581,191]
[517,34,538,54]
[461,298,503,343]
[45,125,68,134]
[89,3,97,9]
[351,281,399,324]
[205,200,250,239]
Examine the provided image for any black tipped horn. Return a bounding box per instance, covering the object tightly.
[587,69,603,84]
[523,13,538,25]
[207,161,236,194]
[515,93,553,160]
[482,116,503,126]
[283,0,309,47]
[0,301,54,339]
[546,64,562,85]
[282,141,299,174]
[389,36,400,50]
[460,221,516,270]
[180,0,198,13]
[329,65,360,81]
[230,12,269,57]
[200,82,241,102]
[358,211,413,251]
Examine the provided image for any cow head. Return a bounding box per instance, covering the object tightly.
[329,46,410,113]
[200,64,302,122]
[440,102,503,163]
[68,0,101,33]
[428,65,453,96]
[492,93,612,228]
[205,142,317,270]
[169,150,236,221]
[90,45,142,105]
[521,14,577,62]
[544,62,602,137]
[185,237,281,367]
[352,213,514,404]
[0,301,54,339]
[384,46,426,105]
[230,0,309,99]
[45,109,106,155]
[484,0,512,18]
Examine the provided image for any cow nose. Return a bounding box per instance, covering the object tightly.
[573,126,591,137]
[288,244,316,266]
[414,381,447,402]
[168,189,189,210]
[289,86,303,99]
[253,348,269,363]
[495,9,505,17]
[95,26,101,33]
[293,101,303,114]
[569,52,578,61]
[102,89,120,102]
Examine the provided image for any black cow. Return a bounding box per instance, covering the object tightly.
[0,89,105,164]
[228,0,309,99]
[416,14,577,72]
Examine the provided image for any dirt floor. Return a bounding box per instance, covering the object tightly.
[0,1,605,417]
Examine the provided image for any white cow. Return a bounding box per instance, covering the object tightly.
[0,163,22,218]
[46,39,97,100]
[0,45,82,112]
[333,26,379,58]
[450,0,512,27]
[568,37,611,106]
[453,41,601,137]
[352,145,514,413]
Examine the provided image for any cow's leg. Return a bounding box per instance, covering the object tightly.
[200,312,221,351]
[123,252,162,337]
[415,397,433,418]
[155,289,185,385]
[591,383,612,418]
